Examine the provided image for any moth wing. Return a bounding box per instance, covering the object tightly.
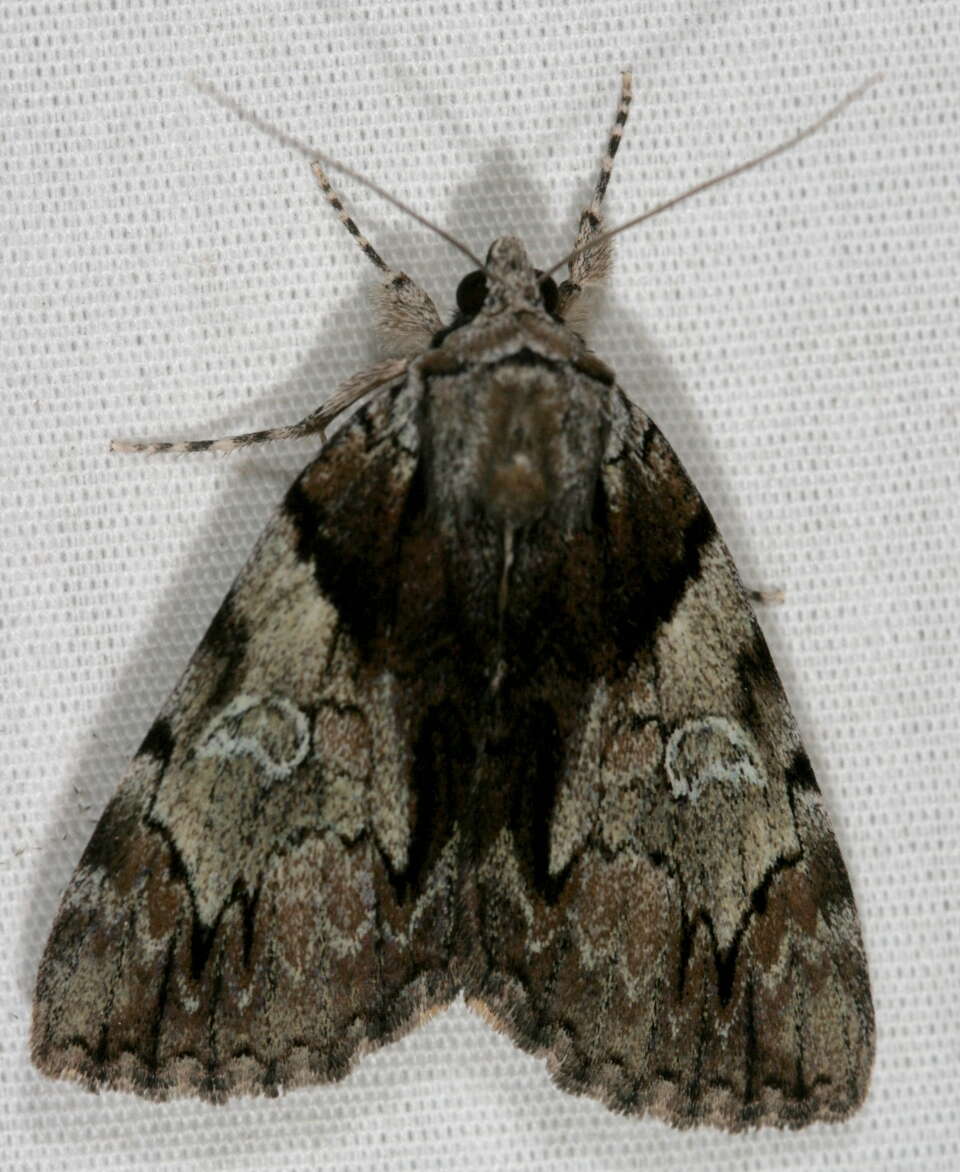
[465,391,874,1130]
[32,384,458,1101]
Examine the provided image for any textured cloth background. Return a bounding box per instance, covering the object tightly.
[3,1,958,1169]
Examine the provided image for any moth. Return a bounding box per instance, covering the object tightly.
[33,74,875,1130]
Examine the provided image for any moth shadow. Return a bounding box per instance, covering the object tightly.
[19,251,381,1005]
[21,142,829,1128]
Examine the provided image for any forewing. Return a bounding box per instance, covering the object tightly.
[32,383,460,1101]
[465,390,874,1130]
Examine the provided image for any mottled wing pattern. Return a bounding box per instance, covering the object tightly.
[32,383,460,1101]
[465,390,874,1130]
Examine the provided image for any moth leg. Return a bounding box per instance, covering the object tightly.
[312,161,443,357]
[557,71,633,328]
[747,585,786,605]
[371,271,444,358]
[110,357,408,455]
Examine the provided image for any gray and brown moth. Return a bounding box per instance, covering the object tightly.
[32,73,875,1130]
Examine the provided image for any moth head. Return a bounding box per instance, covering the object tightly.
[455,236,559,319]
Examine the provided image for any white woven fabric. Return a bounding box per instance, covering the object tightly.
[4,1,958,1168]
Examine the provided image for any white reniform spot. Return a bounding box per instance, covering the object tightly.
[197,694,310,784]
[664,715,766,803]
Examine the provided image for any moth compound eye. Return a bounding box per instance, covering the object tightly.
[456,270,488,315]
[538,274,559,314]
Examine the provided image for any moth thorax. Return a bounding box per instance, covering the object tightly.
[481,367,567,528]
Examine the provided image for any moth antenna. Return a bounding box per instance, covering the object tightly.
[545,73,883,278]
[190,77,484,269]
[556,71,634,323]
